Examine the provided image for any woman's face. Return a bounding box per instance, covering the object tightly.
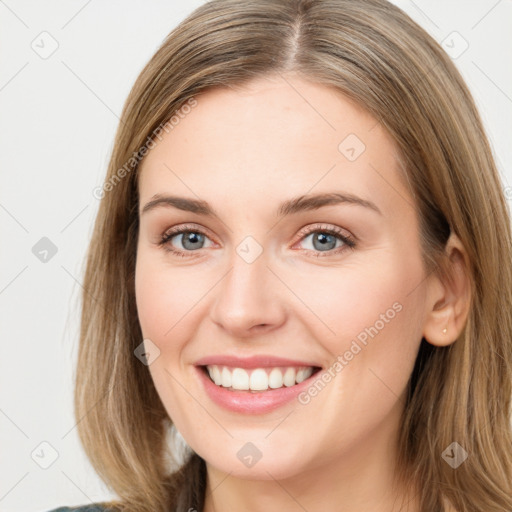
[135,74,430,480]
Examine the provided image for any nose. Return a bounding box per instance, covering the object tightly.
[209,250,287,338]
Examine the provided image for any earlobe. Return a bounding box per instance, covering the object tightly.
[422,232,472,347]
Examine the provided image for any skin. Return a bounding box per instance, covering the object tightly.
[135,73,470,512]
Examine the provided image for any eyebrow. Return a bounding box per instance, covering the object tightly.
[141,192,382,218]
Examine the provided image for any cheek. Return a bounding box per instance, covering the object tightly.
[290,250,424,390]
[135,262,170,341]
[291,255,419,340]
[135,251,200,343]
[285,256,424,449]
[135,255,194,423]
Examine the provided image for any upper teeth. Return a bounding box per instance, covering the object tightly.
[206,365,315,391]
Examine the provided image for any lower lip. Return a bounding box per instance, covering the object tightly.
[195,366,320,414]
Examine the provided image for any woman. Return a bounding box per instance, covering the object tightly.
[48,0,512,511]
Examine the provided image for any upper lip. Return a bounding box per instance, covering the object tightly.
[194,354,322,369]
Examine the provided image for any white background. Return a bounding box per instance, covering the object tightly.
[0,1,511,511]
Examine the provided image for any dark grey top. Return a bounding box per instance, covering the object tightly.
[45,506,108,512]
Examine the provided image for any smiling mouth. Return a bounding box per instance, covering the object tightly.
[200,364,322,392]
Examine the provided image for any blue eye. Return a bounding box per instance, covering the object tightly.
[159,225,214,257]
[171,231,207,251]
[301,231,344,252]
[293,224,356,258]
[158,223,356,258]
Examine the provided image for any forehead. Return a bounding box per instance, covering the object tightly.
[137,74,413,219]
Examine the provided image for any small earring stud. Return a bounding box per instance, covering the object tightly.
[442,328,447,334]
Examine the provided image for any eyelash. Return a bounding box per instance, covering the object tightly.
[157,223,356,259]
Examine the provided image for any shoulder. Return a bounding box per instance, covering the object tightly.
[44,505,110,512]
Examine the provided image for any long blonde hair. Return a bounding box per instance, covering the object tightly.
[75,1,512,510]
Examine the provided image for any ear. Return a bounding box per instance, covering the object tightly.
[422,231,472,347]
